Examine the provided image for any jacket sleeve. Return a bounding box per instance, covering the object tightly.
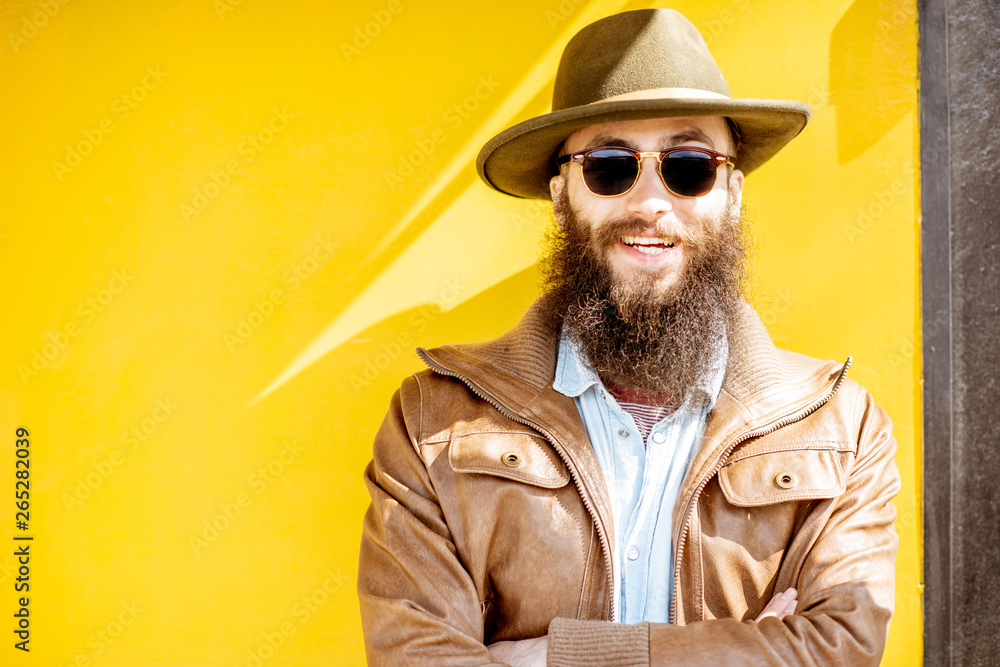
[546,391,901,667]
[358,376,508,667]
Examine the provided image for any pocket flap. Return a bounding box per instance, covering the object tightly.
[449,431,570,488]
[719,448,845,507]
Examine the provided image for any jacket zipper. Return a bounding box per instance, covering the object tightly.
[668,357,852,624]
[417,350,617,622]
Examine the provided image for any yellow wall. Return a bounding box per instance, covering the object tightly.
[0,0,920,664]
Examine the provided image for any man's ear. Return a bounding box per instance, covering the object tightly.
[549,174,567,230]
[728,168,744,208]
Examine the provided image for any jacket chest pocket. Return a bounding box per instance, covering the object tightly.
[448,431,570,488]
[718,446,846,506]
[445,431,585,632]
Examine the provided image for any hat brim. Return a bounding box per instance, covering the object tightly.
[476,97,811,200]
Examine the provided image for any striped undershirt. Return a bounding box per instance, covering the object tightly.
[604,382,675,441]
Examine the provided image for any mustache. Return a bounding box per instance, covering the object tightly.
[589,215,708,249]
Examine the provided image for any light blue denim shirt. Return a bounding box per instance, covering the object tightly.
[553,331,727,623]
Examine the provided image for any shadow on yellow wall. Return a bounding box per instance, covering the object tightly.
[831,0,916,164]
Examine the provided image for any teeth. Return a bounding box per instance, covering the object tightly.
[634,245,666,255]
[620,235,677,255]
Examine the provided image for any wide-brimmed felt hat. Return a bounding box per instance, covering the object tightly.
[476,8,811,200]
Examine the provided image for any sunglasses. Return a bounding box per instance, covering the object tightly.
[556,145,735,198]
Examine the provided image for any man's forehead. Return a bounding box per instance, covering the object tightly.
[564,116,731,152]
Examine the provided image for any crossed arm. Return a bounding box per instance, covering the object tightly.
[488,589,800,666]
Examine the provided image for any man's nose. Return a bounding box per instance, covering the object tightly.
[624,156,674,220]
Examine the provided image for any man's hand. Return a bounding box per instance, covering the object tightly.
[755,587,798,622]
[487,635,547,667]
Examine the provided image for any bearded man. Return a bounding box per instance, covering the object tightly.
[358,9,900,667]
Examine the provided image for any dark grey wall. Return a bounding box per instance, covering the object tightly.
[921,1,1000,665]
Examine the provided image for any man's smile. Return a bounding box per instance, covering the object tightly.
[620,235,679,256]
[613,234,687,278]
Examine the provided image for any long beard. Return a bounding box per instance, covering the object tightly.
[542,188,749,401]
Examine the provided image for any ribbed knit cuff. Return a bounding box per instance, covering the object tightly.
[547,618,650,667]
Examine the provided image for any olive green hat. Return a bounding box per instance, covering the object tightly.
[476,8,811,200]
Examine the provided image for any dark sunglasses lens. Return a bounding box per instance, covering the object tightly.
[581,149,639,196]
[660,151,720,197]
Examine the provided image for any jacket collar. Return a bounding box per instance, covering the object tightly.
[419,294,844,421]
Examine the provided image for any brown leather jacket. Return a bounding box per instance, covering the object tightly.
[358,298,900,666]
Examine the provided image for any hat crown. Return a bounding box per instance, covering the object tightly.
[552,9,731,111]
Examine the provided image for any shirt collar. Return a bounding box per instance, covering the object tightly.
[553,332,602,398]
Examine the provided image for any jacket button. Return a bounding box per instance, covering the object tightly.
[626,546,639,560]
[651,432,666,444]
[502,452,522,467]
[775,472,797,489]
[618,428,630,439]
